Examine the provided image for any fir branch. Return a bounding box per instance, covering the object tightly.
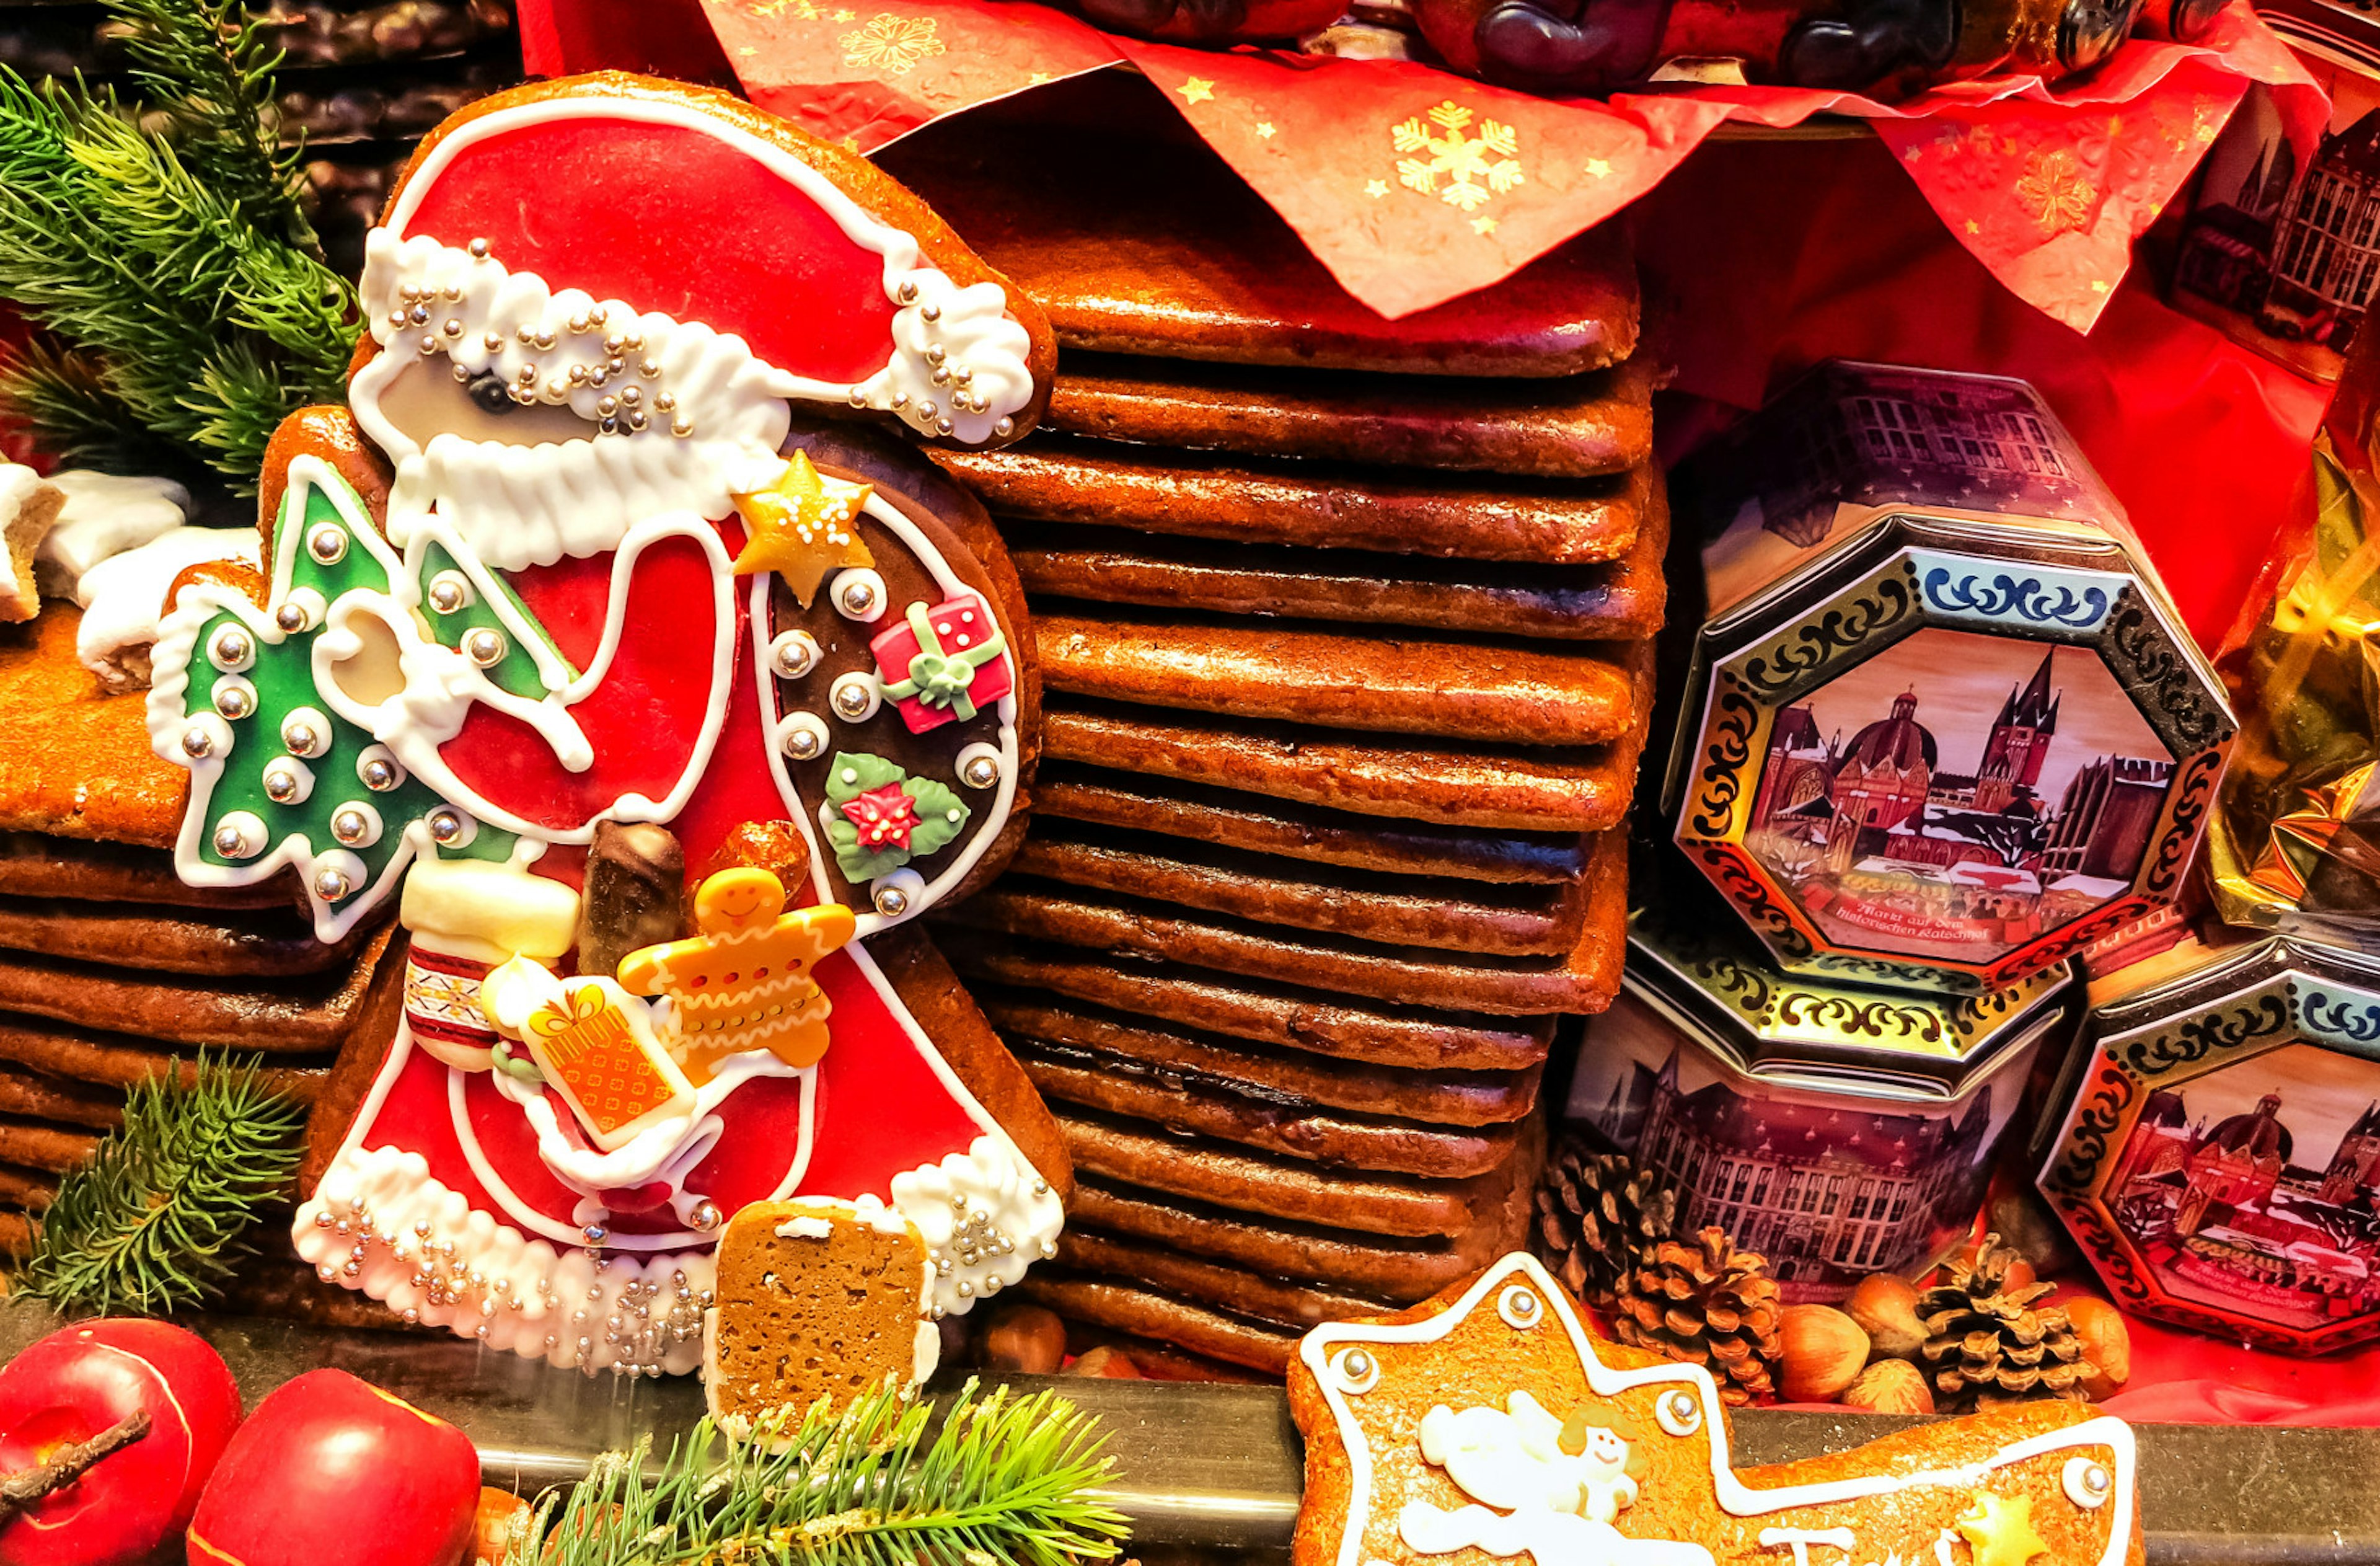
[103,0,312,248]
[0,0,355,484]
[17,1053,305,1317]
[517,1380,1134,1566]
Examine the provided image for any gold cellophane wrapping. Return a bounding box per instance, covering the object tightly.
[2210,329,2380,931]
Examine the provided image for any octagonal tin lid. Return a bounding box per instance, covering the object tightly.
[1626,873,2078,1102]
[2038,931,2380,1355]
[1664,507,2234,994]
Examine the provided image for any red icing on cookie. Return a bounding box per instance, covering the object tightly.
[397,114,900,387]
[438,529,728,834]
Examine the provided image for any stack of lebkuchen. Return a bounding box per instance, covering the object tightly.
[887,81,1664,1375]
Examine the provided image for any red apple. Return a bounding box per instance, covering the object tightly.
[187,1368,479,1566]
[0,1319,241,1566]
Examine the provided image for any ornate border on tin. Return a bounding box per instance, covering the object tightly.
[2040,942,2380,1355]
[1674,530,2237,993]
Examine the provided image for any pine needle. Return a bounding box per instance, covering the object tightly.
[518,1379,1134,1566]
[0,0,355,484]
[18,1053,306,1317]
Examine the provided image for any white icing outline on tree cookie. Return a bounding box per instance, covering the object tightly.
[1300,1253,2138,1566]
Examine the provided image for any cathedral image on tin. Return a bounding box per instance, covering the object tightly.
[1744,627,2177,964]
[2105,1043,2380,1330]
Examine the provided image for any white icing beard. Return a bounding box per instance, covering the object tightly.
[354,231,793,572]
[351,230,1036,573]
[294,1144,712,1376]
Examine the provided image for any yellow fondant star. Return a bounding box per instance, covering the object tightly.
[1955,1492,2050,1566]
[730,451,875,608]
[615,868,857,1083]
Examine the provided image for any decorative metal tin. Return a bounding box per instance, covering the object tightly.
[1568,886,2076,1303]
[1665,361,2236,994]
[2040,933,2380,1355]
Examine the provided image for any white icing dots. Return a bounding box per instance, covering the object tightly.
[2063,1455,2113,1509]
[211,811,266,861]
[280,706,332,758]
[1331,1345,1381,1395]
[956,741,1001,790]
[211,675,257,721]
[767,627,821,680]
[1499,1283,1544,1330]
[871,867,924,920]
[261,756,314,805]
[777,710,831,762]
[833,568,888,623]
[829,670,881,722]
[1655,1387,1703,1438]
[207,624,255,673]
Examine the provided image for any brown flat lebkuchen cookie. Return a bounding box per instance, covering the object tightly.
[938,437,1648,565]
[1041,695,1647,834]
[1012,820,1590,957]
[0,1119,101,1174]
[0,831,298,911]
[1056,1106,1535,1239]
[0,1064,128,1131]
[1036,610,1648,750]
[1070,1170,1533,1300]
[1033,763,1597,886]
[1011,1036,1520,1179]
[1047,354,1657,479]
[1056,1229,1390,1332]
[974,989,1542,1127]
[1002,514,1666,642]
[0,609,186,849]
[0,921,399,1053]
[944,830,1628,1015]
[0,896,376,978]
[0,1015,328,1102]
[879,93,1638,379]
[937,932,1553,1074]
[1014,1268,1305,1374]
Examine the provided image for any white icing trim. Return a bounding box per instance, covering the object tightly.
[889,1133,1062,1318]
[1299,1254,2138,1566]
[754,495,1020,937]
[293,1142,711,1375]
[441,1019,818,1254]
[376,98,1034,448]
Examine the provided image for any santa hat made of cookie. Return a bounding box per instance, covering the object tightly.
[347,74,1054,573]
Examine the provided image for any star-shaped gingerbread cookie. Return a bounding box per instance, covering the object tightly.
[730,450,875,606]
[614,867,856,1084]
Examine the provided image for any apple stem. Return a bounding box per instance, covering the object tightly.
[0,1407,152,1523]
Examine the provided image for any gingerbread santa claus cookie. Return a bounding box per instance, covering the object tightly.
[1290,1253,2143,1566]
[143,73,1068,1376]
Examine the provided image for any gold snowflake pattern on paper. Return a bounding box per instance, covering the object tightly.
[2014,148,2095,236]
[1391,100,1523,215]
[751,0,820,17]
[840,13,946,73]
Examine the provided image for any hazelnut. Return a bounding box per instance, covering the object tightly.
[1840,1358,1935,1416]
[981,1304,1067,1376]
[1844,1273,1927,1361]
[1779,1304,1871,1402]
[2066,1296,2132,1399]
[1064,1345,1144,1379]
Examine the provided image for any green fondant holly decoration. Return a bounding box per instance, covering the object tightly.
[152,461,516,939]
[823,751,969,883]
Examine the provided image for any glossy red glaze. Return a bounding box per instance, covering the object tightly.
[186,1370,478,1566]
[397,113,900,385]
[0,1321,240,1566]
[437,531,729,834]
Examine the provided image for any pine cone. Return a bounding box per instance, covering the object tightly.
[1613,1226,1783,1405]
[1532,1138,1678,1307]
[1917,1234,2093,1409]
